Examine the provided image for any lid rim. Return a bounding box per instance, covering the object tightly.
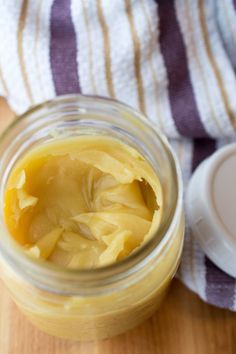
[187,143,236,277]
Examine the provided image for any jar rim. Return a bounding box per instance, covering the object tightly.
[0,94,183,295]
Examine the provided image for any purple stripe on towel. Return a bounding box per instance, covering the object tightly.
[192,139,235,310]
[191,138,216,172]
[233,0,236,11]
[50,0,80,94]
[156,0,208,138]
[205,258,235,310]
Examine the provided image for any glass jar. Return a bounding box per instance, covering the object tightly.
[0,95,184,340]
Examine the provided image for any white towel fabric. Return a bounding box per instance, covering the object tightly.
[0,0,236,310]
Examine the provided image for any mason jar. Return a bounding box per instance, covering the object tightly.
[0,95,184,340]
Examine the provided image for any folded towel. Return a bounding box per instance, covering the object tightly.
[0,0,236,310]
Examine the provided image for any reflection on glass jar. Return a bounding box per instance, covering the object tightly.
[0,95,184,340]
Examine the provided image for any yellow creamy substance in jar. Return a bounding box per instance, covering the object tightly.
[1,135,184,340]
[4,136,163,269]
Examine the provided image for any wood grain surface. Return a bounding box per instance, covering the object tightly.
[0,98,235,354]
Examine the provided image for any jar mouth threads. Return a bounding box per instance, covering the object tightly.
[0,94,183,296]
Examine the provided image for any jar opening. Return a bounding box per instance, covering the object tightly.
[0,95,183,295]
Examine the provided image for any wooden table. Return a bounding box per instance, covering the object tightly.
[0,98,235,354]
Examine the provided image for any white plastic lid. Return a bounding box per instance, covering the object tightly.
[187,143,236,277]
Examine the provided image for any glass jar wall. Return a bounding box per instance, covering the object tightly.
[0,95,184,340]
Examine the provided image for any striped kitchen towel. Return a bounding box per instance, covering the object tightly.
[0,0,236,310]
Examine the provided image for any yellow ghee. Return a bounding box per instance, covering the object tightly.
[4,136,162,269]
